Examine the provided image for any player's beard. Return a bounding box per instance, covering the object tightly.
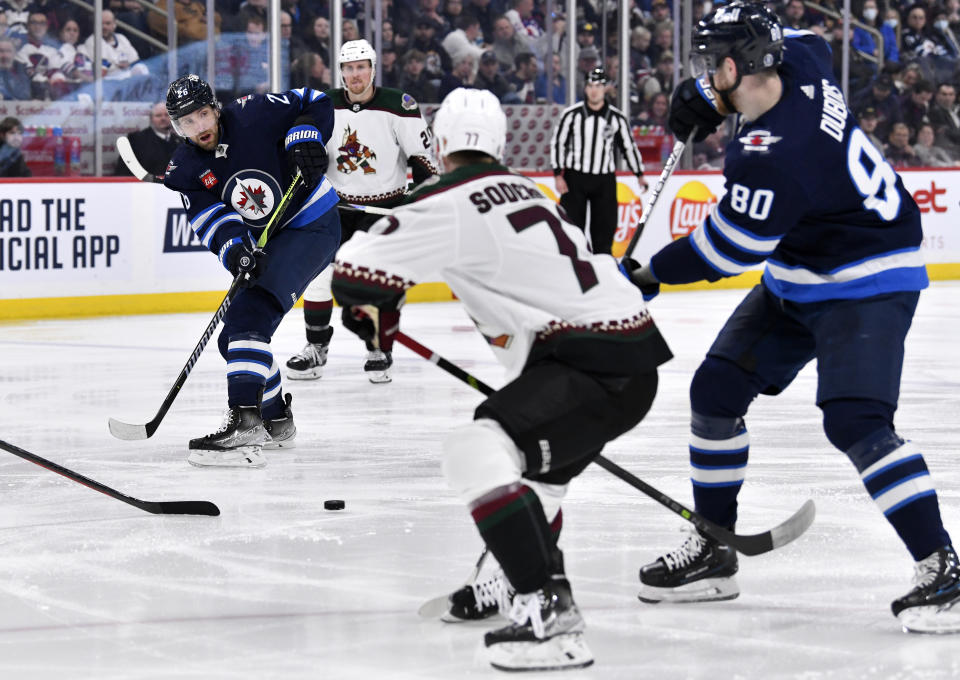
[347,76,373,101]
[193,125,219,151]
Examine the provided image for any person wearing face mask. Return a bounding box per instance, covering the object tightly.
[854,0,900,66]
[881,8,902,64]
[931,9,960,56]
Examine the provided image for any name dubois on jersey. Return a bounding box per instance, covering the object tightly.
[819,79,848,142]
[469,181,543,213]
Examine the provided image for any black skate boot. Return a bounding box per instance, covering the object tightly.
[485,575,593,671]
[188,406,267,468]
[286,328,332,380]
[364,349,392,384]
[892,545,960,634]
[442,569,514,623]
[638,526,739,603]
[264,394,296,450]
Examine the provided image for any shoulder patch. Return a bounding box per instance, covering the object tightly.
[199,169,218,188]
[401,93,418,111]
[801,84,815,99]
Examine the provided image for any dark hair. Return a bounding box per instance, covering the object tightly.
[445,149,496,165]
[0,116,23,136]
[913,79,934,94]
[514,52,535,69]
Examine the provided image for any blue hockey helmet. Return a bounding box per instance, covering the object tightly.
[691,1,784,79]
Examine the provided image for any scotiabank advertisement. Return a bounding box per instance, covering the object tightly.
[1,170,959,317]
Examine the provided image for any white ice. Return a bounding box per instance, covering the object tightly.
[1,284,958,679]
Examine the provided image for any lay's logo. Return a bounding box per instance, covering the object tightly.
[669,181,718,240]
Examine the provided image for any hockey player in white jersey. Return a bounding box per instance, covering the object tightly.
[286,39,438,384]
[331,89,673,672]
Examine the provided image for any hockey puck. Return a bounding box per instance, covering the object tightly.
[324,499,346,511]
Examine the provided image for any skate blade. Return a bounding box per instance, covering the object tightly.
[899,604,960,634]
[187,447,267,468]
[638,577,740,604]
[366,372,392,384]
[488,632,594,672]
[286,367,323,380]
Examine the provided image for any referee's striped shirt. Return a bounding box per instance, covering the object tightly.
[550,101,645,177]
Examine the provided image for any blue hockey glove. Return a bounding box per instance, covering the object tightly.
[222,236,269,288]
[619,257,661,301]
[669,77,726,143]
[284,121,328,189]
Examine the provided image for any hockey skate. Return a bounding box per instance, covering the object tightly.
[892,545,960,634]
[187,406,267,468]
[286,341,329,380]
[264,394,296,450]
[485,576,593,672]
[364,349,392,384]
[638,526,739,603]
[442,568,514,623]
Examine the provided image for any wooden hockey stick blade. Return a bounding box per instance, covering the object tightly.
[418,547,490,618]
[0,439,220,516]
[116,135,158,182]
[592,455,815,556]
[107,417,153,441]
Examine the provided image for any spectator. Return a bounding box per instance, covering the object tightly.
[57,19,93,86]
[851,72,902,139]
[901,79,933,134]
[80,9,149,80]
[438,51,475,99]
[927,81,960,153]
[411,17,452,76]
[380,47,400,88]
[279,10,308,63]
[505,0,544,55]
[896,62,922,93]
[108,0,152,58]
[16,11,66,100]
[303,16,331,66]
[399,49,437,102]
[465,0,496,43]
[780,0,809,30]
[442,0,464,27]
[491,14,530,74]
[575,21,597,53]
[637,91,669,127]
[647,23,673,66]
[574,44,599,93]
[881,5,902,64]
[641,51,674,102]
[475,48,513,101]
[148,0,220,45]
[535,51,565,104]
[415,0,451,36]
[114,102,180,179]
[931,8,960,57]
[857,106,886,152]
[0,115,30,176]
[235,12,269,94]
[902,4,949,60]
[853,0,899,65]
[0,36,30,100]
[692,126,728,170]
[507,50,537,103]
[4,0,31,46]
[441,14,484,64]
[289,50,330,90]
[914,122,957,165]
[644,0,672,34]
[380,19,396,52]
[630,26,652,73]
[342,18,360,42]
[884,121,920,166]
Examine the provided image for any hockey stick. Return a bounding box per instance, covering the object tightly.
[108,171,303,440]
[338,202,392,216]
[417,547,490,618]
[116,135,164,183]
[621,128,695,260]
[394,332,815,557]
[0,439,220,515]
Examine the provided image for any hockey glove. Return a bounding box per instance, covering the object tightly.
[284,119,328,189]
[669,77,726,143]
[223,236,269,288]
[619,257,660,301]
[342,302,403,352]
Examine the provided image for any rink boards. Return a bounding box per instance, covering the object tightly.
[2,169,960,320]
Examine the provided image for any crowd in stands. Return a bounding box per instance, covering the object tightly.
[3,0,960,168]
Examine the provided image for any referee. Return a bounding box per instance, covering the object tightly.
[550,68,646,255]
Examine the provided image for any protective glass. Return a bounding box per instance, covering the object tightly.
[171,105,217,138]
[690,53,718,78]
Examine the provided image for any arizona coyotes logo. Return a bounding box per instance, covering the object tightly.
[336,125,377,175]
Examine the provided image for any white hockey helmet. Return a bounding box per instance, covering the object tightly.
[432,88,507,161]
[339,39,377,80]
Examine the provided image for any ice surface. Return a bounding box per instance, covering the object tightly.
[1,284,958,679]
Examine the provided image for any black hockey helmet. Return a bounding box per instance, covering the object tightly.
[691,1,784,79]
[586,67,608,84]
[166,74,219,123]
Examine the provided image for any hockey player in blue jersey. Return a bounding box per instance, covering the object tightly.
[623,2,959,633]
[162,74,341,468]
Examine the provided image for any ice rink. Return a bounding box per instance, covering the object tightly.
[1,283,958,679]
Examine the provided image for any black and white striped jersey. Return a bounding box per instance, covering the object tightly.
[550,102,644,177]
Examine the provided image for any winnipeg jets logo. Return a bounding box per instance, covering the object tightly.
[223,170,281,228]
[236,95,254,108]
[738,130,782,153]
[801,85,815,99]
